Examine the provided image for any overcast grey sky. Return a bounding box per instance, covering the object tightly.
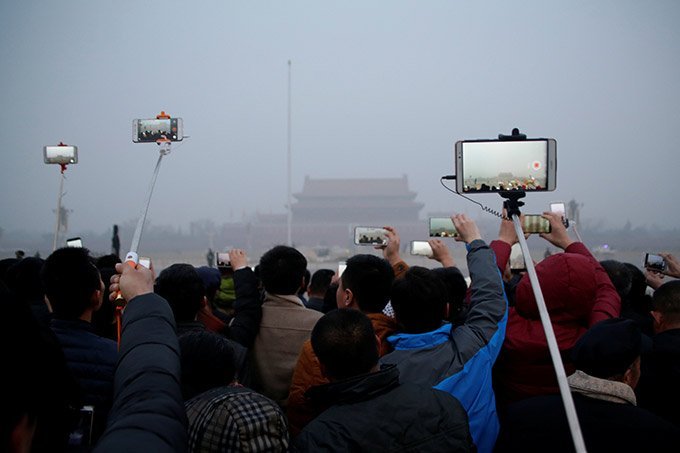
[1,0,679,235]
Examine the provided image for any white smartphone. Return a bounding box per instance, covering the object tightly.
[138,257,151,269]
[354,227,388,246]
[66,237,83,248]
[338,261,347,277]
[550,201,569,227]
[44,145,78,164]
[410,240,433,257]
[132,117,183,142]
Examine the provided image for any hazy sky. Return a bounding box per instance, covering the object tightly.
[1,0,679,234]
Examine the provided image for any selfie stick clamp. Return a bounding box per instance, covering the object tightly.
[498,129,587,453]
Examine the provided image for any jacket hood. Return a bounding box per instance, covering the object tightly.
[515,252,598,321]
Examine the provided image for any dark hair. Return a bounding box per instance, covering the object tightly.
[41,247,101,320]
[258,246,307,295]
[600,260,633,299]
[6,257,45,302]
[431,266,468,325]
[341,255,394,313]
[311,309,378,381]
[95,254,122,270]
[300,269,311,293]
[154,264,205,323]
[179,331,237,400]
[391,266,447,333]
[308,269,335,296]
[653,280,680,323]
[91,267,118,340]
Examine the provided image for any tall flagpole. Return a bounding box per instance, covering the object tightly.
[286,60,293,246]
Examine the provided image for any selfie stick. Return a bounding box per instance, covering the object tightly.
[498,130,586,453]
[51,143,70,251]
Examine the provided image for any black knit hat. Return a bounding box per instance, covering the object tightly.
[571,318,651,378]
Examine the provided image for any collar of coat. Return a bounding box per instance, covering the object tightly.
[264,292,305,307]
[305,364,400,406]
[568,369,637,406]
[387,323,452,350]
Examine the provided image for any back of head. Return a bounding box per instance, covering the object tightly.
[258,245,307,295]
[155,264,205,323]
[652,280,680,324]
[179,330,237,400]
[195,266,222,302]
[431,267,468,324]
[311,309,378,381]
[600,260,633,300]
[515,252,598,321]
[341,254,394,313]
[6,257,45,302]
[95,254,121,270]
[41,247,101,320]
[624,263,650,302]
[309,269,334,296]
[571,318,647,380]
[391,266,446,333]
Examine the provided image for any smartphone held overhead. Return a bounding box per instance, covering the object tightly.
[429,218,458,238]
[522,215,551,234]
[354,227,388,246]
[410,241,433,258]
[644,253,666,272]
[132,117,183,142]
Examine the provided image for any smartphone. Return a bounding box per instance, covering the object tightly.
[138,257,151,269]
[132,117,183,142]
[509,243,526,273]
[454,138,557,193]
[354,227,388,246]
[644,253,666,272]
[44,145,78,164]
[429,217,458,238]
[68,405,94,447]
[66,237,83,248]
[338,261,347,277]
[216,252,231,269]
[522,215,551,234]
[550,201,569,228]
[410,240,433,258]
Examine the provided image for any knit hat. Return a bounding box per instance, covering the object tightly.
[186,386,289,452]
[570,318,651,379]
[195,266,221,294]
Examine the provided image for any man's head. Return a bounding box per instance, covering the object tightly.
[41,247,103,320]
[651,280,680,333]
[431,267,468,325]
[195,266,222,302]
[337,254,394,313]
[311,309,379,381]
[258,245,307,295]
[155,264,205,323]
[308,269,335,298]
[179,330,237,400]
[391,266,447,333]
[571,318,649,389]
[600,260,633,300]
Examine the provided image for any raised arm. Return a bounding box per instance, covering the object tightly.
[227,249,263,348]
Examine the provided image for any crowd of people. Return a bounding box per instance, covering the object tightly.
[2,210,680,452]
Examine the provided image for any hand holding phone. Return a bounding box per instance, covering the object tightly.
[522,215,551,234]
[644,253,667,273]
[538,212,575,250]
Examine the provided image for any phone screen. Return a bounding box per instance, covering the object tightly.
[338,261,347,277]
[44,145,78,164]
[645,253,666,272]
[522,215,551,234]
[410,241,433,257]
[354,227,388,245]
[138,257,151,269]
[66,237,83,248]
[509,243,526,271]
[134,118,182,142]
[216,252,231,268]
[455,139,556,193]
[429,218,458,238]
[550,202,569,227]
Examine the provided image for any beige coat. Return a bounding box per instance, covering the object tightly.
[253,293,323,408]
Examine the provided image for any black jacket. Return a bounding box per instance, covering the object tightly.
[95,293,187,452]
[637,328,680,427]
[227,266,263,348]
[295,365,473,452]
[495,392,680,452]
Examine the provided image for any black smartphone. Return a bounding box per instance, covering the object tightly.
[454,138,557,193]
[644,253,666,272]
[429,217,458,238]
[522,215,551,234]
[216,252,231,269]
[132,118,183,142]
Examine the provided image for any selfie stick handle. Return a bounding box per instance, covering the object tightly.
[504,195,587,453]
[52,167,67,251]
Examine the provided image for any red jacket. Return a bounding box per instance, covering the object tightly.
[491,241,621,409]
